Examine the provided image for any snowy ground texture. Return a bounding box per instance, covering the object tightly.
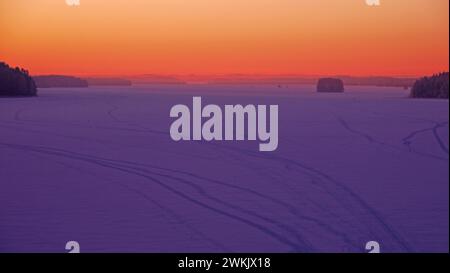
[0,84,448,253]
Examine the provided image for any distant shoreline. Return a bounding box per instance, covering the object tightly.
[32,75,418,88]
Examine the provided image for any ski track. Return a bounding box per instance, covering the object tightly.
[11,151,232,252]
[0,136,412,251]
[432,122,449,155]
[402,121,449,156]
[337,117,375,143]
[0,142,312,251]
[336,116,447,161]
[206,142,414,252]
[104,110,377,248]
[0,136,366,251]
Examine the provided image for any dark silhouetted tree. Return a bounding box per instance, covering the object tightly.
[411,72,449,99]
[0,62,37,96]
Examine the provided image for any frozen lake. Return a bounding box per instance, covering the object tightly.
[0,84,448,252]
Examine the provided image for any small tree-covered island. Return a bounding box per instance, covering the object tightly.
[317,78,345,93]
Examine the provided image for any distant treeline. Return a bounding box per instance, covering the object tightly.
[411,72,449,99]
[33,75,89,88]
[33,76,133,88]
[84,78,132,86]
[128,75,186,84]
[207,75,416,87]
[340,76,416,88]
[29,74,420,88]
[0,62,37,96]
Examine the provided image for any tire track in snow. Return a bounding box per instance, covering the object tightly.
[336,117,447,161]
[5,150,231,252]
[432,122,449,155]
[402,121,449,156]
[6,105,316,237]
[337,117,375,143]
[206,142,414,252]
[96,156,360,249]
[94,106,408,249]
[0,142,309,251]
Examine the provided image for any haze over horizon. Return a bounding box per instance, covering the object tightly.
[1,0,448,77]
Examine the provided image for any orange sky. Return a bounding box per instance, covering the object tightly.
[0,0,448,77]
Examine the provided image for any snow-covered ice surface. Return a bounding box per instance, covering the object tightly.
[0,84,448,252]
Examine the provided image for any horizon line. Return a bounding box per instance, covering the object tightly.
[30,72,442,79]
